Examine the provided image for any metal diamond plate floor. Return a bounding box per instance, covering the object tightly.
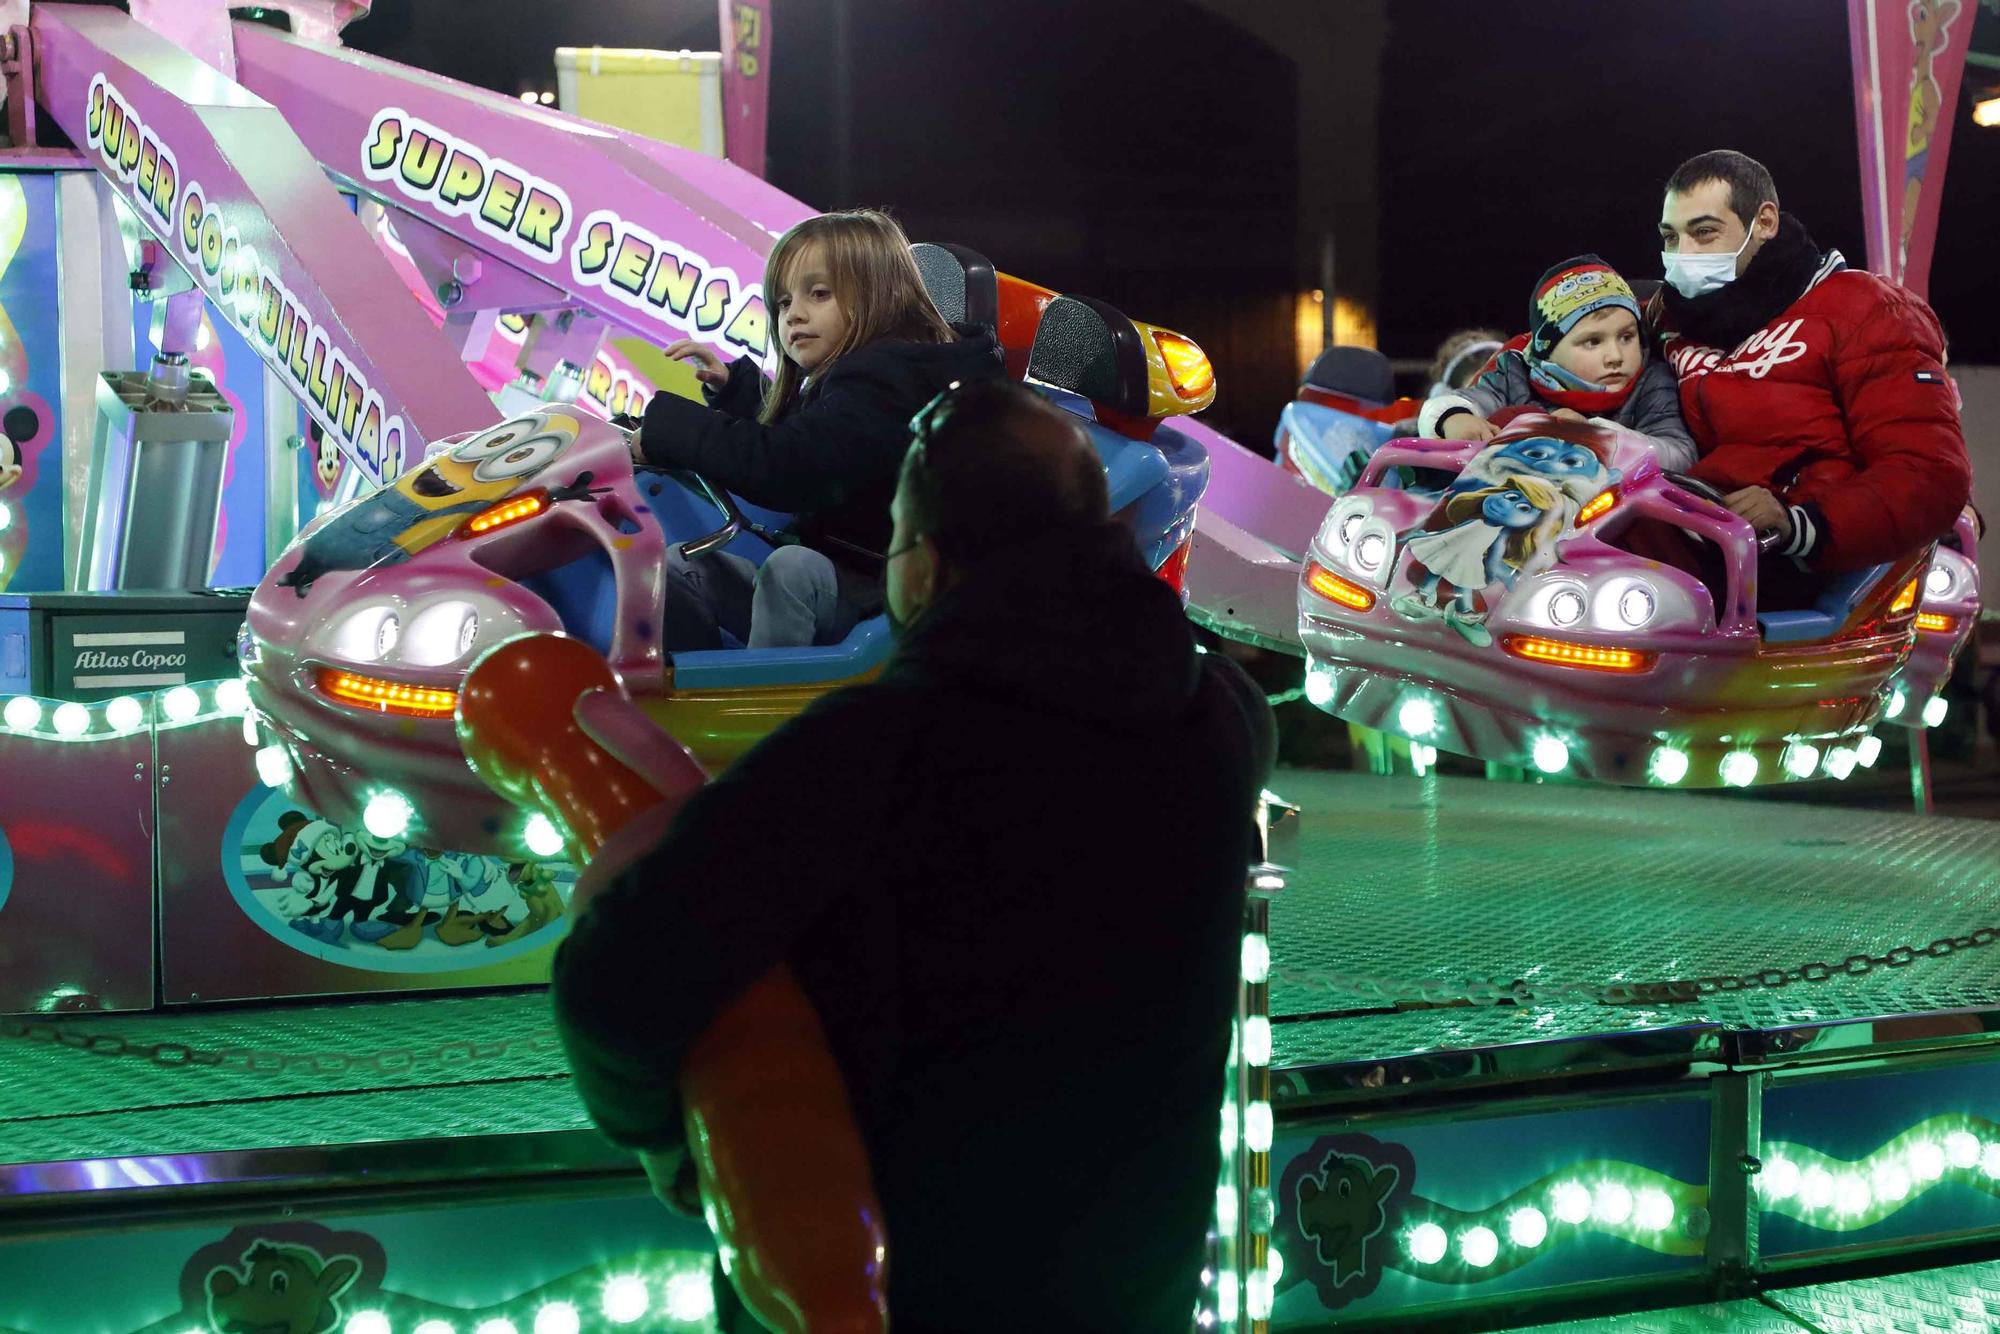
[0,991,580,1166]
[1267,769,2000,1069]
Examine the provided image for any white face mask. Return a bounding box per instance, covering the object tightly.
[1662,226,1756,299]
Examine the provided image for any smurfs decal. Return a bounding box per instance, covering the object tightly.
[1390,432,1620,645]
[274,411,592,594]
[224,787,573,972]
[1277,1133,1415,1311]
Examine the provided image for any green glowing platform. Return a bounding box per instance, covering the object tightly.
[1512,1256,2000,1331]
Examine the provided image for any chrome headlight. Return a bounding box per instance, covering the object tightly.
[401,600,481,667]
[1545,585,1587,628]
[331,605,401,663]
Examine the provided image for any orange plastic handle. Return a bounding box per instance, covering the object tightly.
[459,633,888,1332]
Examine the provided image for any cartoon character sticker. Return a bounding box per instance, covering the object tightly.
[207,1238,364,1334]
[1389,431,1620,645]
[1901,0,1963,267]
[275,410,590,594]
[1277,1132,1416,1310]
[225,786,572,971]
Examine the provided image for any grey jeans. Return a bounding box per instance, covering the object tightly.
[665,545,880,650]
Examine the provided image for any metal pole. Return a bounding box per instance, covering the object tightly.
[1318,230,1335,350]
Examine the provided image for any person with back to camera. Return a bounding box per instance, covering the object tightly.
[631,208,1002,650]
[1419,256,1697,472]
[558,378,1276,1332]
[1649,149,1969,600]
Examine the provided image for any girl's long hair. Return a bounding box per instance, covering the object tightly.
[758,209,955,424]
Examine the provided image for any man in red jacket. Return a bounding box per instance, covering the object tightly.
[1652,149,1969,592]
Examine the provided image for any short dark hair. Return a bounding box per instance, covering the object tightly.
[1666,150,1779,228]
[899,379,1109,567]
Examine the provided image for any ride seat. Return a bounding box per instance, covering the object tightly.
[1755,562,1894,642]
[1304,346,1396,406]
[912,242,1000,333]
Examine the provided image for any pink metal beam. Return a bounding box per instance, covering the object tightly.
[230,22,815,368]
[32,3,499,482]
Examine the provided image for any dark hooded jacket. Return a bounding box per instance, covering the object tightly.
[639,325,1003,568]
[552,521,1275,1332]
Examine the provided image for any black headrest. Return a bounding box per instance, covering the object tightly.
[1025,294,1148,417]
[1304,346,1395,403]
[911,242,999,332]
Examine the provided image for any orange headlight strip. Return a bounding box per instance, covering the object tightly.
[1576,490,1615,524]
[1502,634,1657,674]
[1890,576,1920,614]
[1153,330,1216,400]
[317,667,460,718]
[1305,561,1375,611]
[458,490,549,539]
[1916,611,1958,634]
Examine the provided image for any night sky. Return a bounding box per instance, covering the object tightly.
[341,0,2000,442]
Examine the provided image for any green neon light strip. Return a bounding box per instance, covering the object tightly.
[1388,1161,1708,1284]
[1761,1113,2000,1231]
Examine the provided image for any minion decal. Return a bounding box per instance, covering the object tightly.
[276,412,584,594]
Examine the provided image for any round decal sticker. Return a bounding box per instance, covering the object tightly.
[221,784,574,973]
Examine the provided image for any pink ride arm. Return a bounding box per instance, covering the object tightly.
[458,634,888,1334]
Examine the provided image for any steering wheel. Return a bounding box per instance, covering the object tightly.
[1666,472,1784,553]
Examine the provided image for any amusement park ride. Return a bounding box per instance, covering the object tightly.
[1,0,1999,1332]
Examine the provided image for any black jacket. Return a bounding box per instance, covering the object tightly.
[552,522,1275,1332]
[639,326,1003,567]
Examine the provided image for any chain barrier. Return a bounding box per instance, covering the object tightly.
[0,1015,562,1077]
[1265,686,1308,708]
[1273,926,2000,1011]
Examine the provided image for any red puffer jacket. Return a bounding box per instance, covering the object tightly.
[1660,265,1969,573]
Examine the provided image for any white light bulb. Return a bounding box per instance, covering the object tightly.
[1886,688,1908,719]
[1924,695,1949,728]
[162,685,200,723]
[1594,1181,1633,1225]
[533,1303,581,1334]
[256,744,294,789]
[1457,1225,1498,1268]
[1244,1100,1273,1153]
[1824,747,1859,780]
[1241,933,1271,985]
[1531,736,1569,775]
[601,1275,650,1324]
[1856,734,1883,767]
[1835,1175,1871,1216]
[345,1314,391,1334]
[1551,1181,1591,1224]
[1243,1015,1272,1067]
[1927,564,1953,597]
[1873,1164,1911,1202]
[1802,1165,1837,1208]
[1508,1206,1548,1248]
[663,1272,715,1322]
[523,812,564,859]
[1719,750,1759,787]
[51,702,90,737]
[1761,1156,1800,1201]
[362,791,413,839]
[106,695,146,733]
[1946,1131,1981,1169]
[1304,667,1335,709]
[1781,742,1820,779]
[3,696,41,731]
[1635,1188,1674,1231]
[214,678,249,713]
[0,502,12,531]
[1398,697,1437,737]
[1649,746,1689,785]
[1911,1141,1947,1181]
[1405,1222,1447,1265]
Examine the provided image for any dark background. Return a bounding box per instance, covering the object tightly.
[340,0,2000,449]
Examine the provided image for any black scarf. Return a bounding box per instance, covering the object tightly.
[1662,212,1830,351]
